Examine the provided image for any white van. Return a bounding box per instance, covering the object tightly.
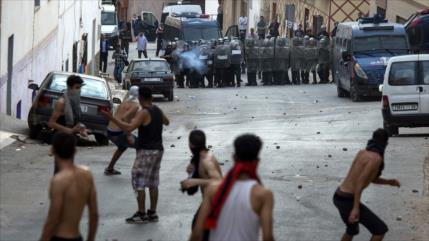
[380,54,429,136]
[101,4,118,48]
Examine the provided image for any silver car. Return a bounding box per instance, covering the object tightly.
[28,72,121,145]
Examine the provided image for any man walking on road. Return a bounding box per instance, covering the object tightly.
[333,129,400,241]
[104,86,140,175]
[136,32,148,58]
[112,45,127,84]
[101,87,170,224]
[40,132,98,241]
[99,34,109,73]
[190,134,274,241]
[156,23,166,57]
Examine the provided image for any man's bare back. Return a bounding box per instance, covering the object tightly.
[108,100,139,131]
[340,150,382,194]
[41,165,98,241]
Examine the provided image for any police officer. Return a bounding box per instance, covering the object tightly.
[214,38,231,88]
[260,36,274,86]
[245,38,258,86]
[230,39,243,87]
[291,37,304,85]
[318,37,331,84]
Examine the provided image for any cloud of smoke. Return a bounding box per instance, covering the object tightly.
[178,48,207,75]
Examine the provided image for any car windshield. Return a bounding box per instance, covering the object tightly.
[353,36,408,54]
[131,61,170,72]
[101,11,117,25]
[183,27,220,41]
[48,75,109,99]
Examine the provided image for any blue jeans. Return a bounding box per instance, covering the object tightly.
[114,64,124,83]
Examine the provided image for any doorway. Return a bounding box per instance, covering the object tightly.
[7,35,14,115]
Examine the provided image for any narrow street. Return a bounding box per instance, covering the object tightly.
[1,65,428,240]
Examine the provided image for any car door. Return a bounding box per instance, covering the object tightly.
[387,61,421,116]
[225,25,239,39]
[419,60,429,114]
[142,12,159,41]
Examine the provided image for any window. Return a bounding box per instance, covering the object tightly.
[422,61,429,85]
[131,61,170,72]
[389,62,417,86]
[35,0,40,10]
[101,11,117,25]
[353,36,408,52]
[48,75,109,99]
[376,7,386,19]
[396,16,406,24]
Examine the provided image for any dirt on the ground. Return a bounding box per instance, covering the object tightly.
[409,152,429,241]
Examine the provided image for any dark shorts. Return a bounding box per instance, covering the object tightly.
[333,188,388,236]
[50,236,82,241]
[107,129,136,151]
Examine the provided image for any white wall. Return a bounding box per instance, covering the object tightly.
[248,0,262,31]
[0,0,101,119]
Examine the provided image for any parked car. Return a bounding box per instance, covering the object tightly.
[28,72,121,145]
[122,58,174,101]
[380,54,429,136]
[404,8,429,54]
[333,16,409,101]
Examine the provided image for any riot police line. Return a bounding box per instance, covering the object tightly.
[160,35,331,88]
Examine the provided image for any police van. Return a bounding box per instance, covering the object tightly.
[333,15,410,101]
[164,13,222,42]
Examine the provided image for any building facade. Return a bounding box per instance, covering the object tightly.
[370,0,428,24]
[0,0,101,119]
[272,0,370,37]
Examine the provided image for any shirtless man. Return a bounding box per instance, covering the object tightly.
[105,86,140,175]
[48,75,89,174]
[40,132,98,241]
[180,130,222,228]
[333,129,400,241]
[190,134,274,241]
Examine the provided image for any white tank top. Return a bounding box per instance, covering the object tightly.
[209,180,260,241]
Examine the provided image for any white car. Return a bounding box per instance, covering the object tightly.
[101,4,118,48]
[380,54,429,136]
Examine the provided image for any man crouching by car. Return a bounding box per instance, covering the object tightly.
[48,75,89,175]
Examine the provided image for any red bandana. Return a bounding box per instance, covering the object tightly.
[205,161,260,229]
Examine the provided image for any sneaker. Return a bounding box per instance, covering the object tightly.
[147,209,159,222]
[126,212,148,224]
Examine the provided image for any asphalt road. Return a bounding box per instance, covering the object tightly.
[1,42,428,241]
[1,82,428,241]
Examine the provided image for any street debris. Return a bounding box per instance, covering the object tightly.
[396,216,402,221]
[328,154,332,158]
[208,145,213,149]
[170,144,175,148]
[298,185,302,189]
[317,132,320,134]
[342,148,348,151]
[177,136,181,140]
[276,146,280,149]
[412,189,419,193]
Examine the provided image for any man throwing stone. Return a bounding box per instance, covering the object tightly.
[105,86,140,175]
[102,87,169,223]
[333,129,400,241]
[40,132,98,241]
[190,134,274,241]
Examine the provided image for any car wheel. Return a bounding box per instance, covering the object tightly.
[350,80,361,102]
[383,122,399,137]
[167,91,174,102]
[94,134,109,146]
